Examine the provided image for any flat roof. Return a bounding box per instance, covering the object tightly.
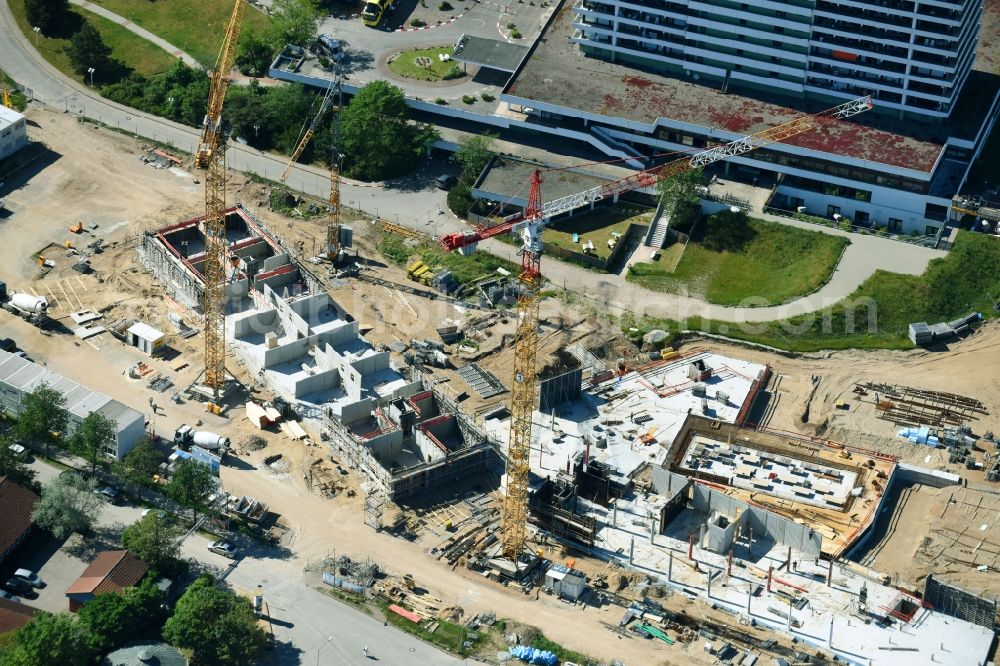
[453,34,530,73]
[127,322,164,342]
[503,2,1000,174]
[0,106,23,127]
[475,156,609,204]
[484,351,768,484]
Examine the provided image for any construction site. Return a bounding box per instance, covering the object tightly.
[3,17,1000,662]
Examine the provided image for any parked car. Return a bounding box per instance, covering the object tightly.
[435,174,457,190]
[207,541,238,559]
[13,569,43,588]
[2,578,35,598]
[94,486,120,504]
[0,590,19,603]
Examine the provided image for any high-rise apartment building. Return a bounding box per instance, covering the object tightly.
[572,0,983,118]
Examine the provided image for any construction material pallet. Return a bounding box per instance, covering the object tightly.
[457,363,507,398]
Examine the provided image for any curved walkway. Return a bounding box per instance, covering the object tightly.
[70,0,199,68]
[0,0,945,326]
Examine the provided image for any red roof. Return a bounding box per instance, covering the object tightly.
[0,597,38,634]
[66,550,148,597]
[0,476,40,560]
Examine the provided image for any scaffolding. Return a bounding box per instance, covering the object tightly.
[364,491,385,531]
[924,574,998,629]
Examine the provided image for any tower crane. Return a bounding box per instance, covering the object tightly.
[280,74,341,182]
[440,95,873,561]
[195,0,246,397]
[1,88,12,109]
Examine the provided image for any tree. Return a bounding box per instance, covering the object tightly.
[446,182,475,218]
[23,0,70,36]
[340,81,439,181]
[236,29,274,78]
[454,133,497,184]
[3,612,92,666]
[77,579,167,655]
[66,22,112,81]
[701,208,754,252]
[0,434,38,491]
[122,513,181,575]
[13,382,68,459]
[166,459,215,526]
[31,472,102,540]
[70,411,115,476]
[268,0,320,51]
[163,575,266,666]
[112,437,163,494]
[657,167,707,218]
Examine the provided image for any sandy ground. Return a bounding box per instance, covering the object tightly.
[7,108,1000,663]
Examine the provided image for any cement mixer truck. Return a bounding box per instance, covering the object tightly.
[2,290,50,327]
[173,425,230,452]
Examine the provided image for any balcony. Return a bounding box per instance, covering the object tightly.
[813,15,911,44]
[811,31,908,59]
[815,0,912,27]
[808,62,904,87]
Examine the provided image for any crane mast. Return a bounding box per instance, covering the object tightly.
[440,96,873,561]
[197,0,246,397]
[327,71,344,262]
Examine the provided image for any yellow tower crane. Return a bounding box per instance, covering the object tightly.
[195,0,245,397]
[441,96,873,561]
[280,75,340,182]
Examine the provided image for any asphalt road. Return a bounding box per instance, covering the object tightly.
[24,456,465,665]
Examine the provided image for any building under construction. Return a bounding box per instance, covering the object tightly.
[138,204,314,311]
[476,347,997,664]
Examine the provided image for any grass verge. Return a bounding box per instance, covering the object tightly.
[379,231,518,285]
[628,213,848,305]
[379,601,477,655]
[89,0,272,67]
[628,230,1000,352]
[9,4,175,81]
[387,47,463,81]
[0,70,29,111]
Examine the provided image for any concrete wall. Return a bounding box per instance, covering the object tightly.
[339,398,373,426]
[895,463,961,488]
[293,367,340,398]
[231,309,278,339]
[692,484,822,557]
[651,467,690,498]
[414,429,447,463]
[365,430,405,469]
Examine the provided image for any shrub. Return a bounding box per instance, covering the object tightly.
[462,95,475,104]
[411,18,427,26]
[507,21,516,29]
[439,1,453,8]
[511,29,523,38]
[435,98,448,104]
[447,182,475,217]
[481,92,495,102]
[442,64,464,80]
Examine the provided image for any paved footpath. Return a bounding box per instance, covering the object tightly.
[69,0,200,68]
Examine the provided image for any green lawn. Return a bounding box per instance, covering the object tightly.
[8,4,175,81]
[387,47,463,81]
[380,231,519,285]
[89,0,272,67]
[628,214,848,306]
[544,205,653,260]
[628,230,1000,352]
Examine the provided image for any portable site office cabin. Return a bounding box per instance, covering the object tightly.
[127,322,165,356]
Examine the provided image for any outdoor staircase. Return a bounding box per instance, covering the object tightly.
[644,200,671,249]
